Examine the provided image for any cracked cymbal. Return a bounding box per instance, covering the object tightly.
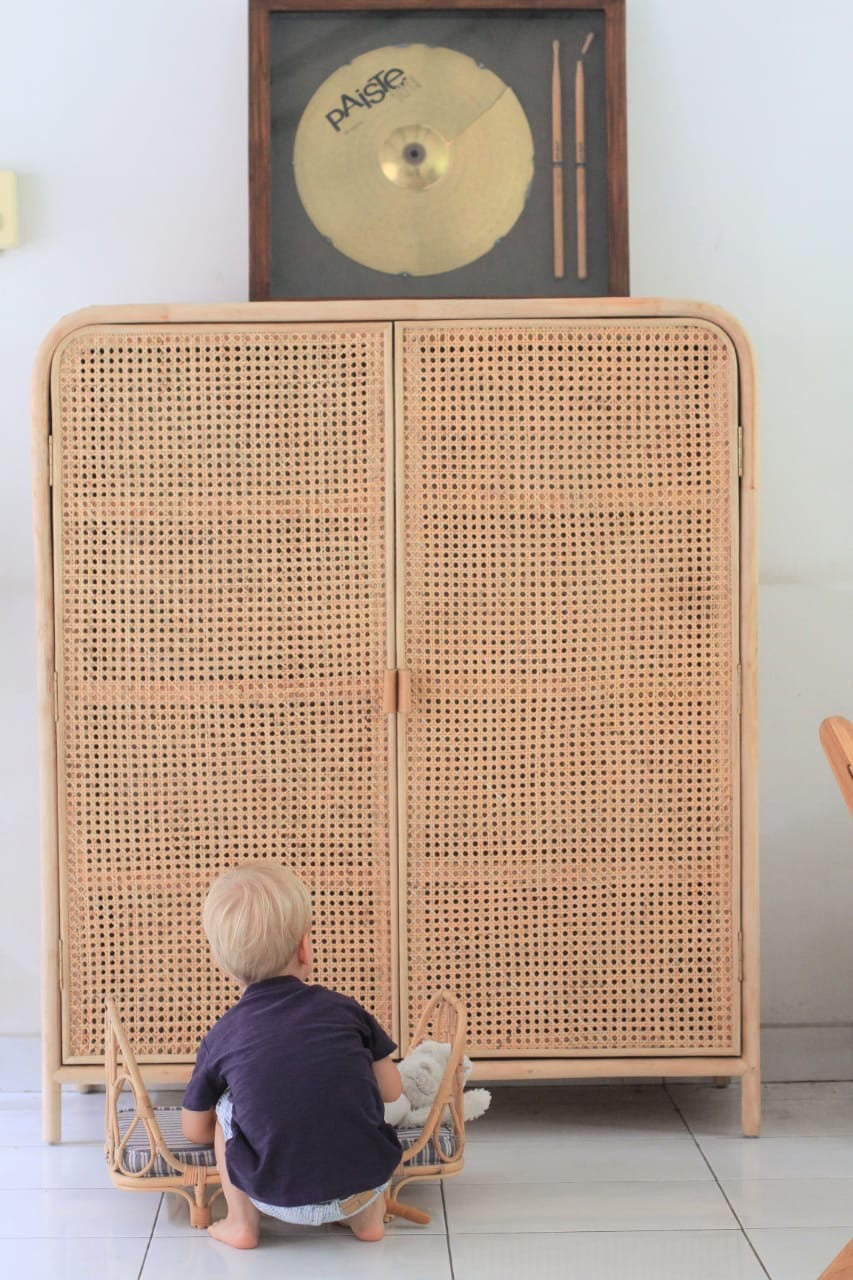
[293,44,534,277]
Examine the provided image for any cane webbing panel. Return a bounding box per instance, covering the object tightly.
[52,324,392,1060]
[399,319,740,1056]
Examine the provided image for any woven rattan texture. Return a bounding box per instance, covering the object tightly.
[400,321,739,1055]
[54,325,391,1059]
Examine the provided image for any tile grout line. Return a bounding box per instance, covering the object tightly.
[663,1083,772,1280]
[441,1179,456,1279]
[136,1193,163,1279]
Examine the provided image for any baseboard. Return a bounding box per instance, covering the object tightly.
[762,1024,853,1081]
[0,1035,40,1092]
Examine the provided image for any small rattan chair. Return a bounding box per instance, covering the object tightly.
[104,990,466,1231]
[104,996,222,1227]
[386,990,467,1225]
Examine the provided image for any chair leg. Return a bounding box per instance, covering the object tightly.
[185,1175,221,1228]
[188,1200,212,1229]
[819,1238,853,1280]
[384,1191,431,1226]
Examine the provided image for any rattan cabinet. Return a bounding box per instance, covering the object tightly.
[33,300,759,1141]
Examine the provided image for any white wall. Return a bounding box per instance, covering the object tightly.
[2,1,852,1078]
[1,0,248,1034]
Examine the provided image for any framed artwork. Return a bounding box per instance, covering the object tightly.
[249,0,628,300]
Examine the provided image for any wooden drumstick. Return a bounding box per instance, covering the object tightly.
[551,40,564,279]
[575,56,587,280]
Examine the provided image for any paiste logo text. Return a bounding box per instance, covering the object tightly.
[325,67,407,132]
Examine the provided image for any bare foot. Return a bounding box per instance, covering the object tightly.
[345,1193,386,1242]
[208,1216,260,1249]
[208,1119,261,1248]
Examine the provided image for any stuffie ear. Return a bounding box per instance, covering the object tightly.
[399,1053,444,1109]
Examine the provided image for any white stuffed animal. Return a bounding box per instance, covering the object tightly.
[384,1039,491,1128]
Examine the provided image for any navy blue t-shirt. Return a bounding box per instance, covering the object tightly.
[183,977,402,1206]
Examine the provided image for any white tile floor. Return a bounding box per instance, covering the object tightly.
[2,1043,853,1279]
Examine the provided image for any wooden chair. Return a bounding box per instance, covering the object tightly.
[104,996,222,1227]
[386,990,467,1225]
[820,717,853,820]
[816,719,853,1279]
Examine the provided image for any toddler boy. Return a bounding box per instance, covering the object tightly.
[182,861,403,1248]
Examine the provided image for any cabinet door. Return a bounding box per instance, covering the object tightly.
[396,318,741,1057]
[51,322,396,1060]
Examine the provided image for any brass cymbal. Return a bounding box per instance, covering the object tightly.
[293,44,534,277]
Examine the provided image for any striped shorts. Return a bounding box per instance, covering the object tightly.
[215,1090,389,1227]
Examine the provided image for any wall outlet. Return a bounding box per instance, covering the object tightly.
[0,172,20,249]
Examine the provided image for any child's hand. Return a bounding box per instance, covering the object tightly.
[372,1054,403,1103]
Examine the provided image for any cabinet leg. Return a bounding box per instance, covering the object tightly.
[741,1066,761,1136]
[43,1080,61,1144]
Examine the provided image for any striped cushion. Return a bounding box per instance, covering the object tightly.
[112,1110,457,1178]
[396,1124,457,1168]
[113,1106,216,1176]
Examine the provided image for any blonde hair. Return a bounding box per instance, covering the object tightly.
[203,862,312,986]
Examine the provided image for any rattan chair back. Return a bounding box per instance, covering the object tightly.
[388,990,466,1221]
[104,996,221,1227]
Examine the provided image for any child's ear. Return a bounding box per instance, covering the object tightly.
[297,932,312,965]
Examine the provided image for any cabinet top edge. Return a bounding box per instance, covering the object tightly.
[34,296,752,357]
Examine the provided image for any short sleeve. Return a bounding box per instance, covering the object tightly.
[357,1004,397,1061]
[182,1039,225,1112]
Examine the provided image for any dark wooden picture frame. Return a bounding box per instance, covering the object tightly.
[249,0,628,300]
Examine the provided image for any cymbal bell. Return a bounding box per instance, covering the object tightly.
[293,44,535,277]
[379,125,450,191]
